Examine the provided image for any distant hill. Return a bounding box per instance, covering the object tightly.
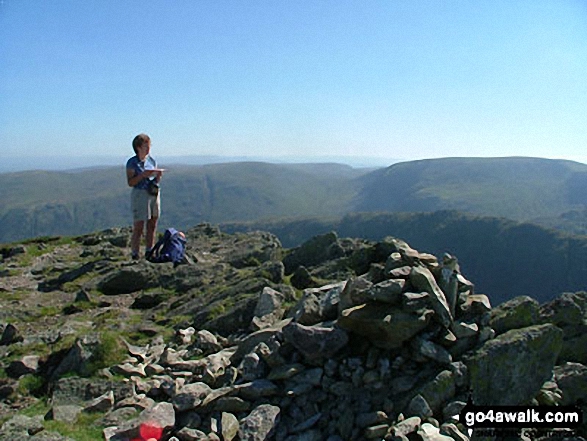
[2,156,587,243]
[352,157,587,224]
[0,162,367,243]
[222,211,587,305]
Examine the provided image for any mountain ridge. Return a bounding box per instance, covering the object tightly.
[2,156,587,244]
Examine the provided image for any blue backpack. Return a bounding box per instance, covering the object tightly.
[147,228,186,266]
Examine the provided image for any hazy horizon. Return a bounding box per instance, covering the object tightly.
[0,153,403,173]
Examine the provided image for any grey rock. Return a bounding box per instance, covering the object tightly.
[221,412,239,441]
[442,400,467,422]
[98,264,157,295]
[211,396,252,413]
[175,427,209,440]
[7,354,40,378]
[452,321,479,339]
[407,394,433,419]
[195,329,222,353]
[236,379,280,400]
[355,411,388,429]
[173,382,213,411]
[239,352,265,381]
[45,404,83,424]
[402,291,430,311]
[49,334,101,381]
[83,390,115,413]
[231,319,291,363]
[368,279,405,304]
[413,338,453,365]
[0,414,45,437]
[418,422,454,441]
[490,295,540,335]
[467,324,563,405]
[252,287,286,330]
[98,407,138,427]
[553,362,587,406]
[418,370,456,413]
[440,423,469,441]
[0,323,23,345]
[391,416,421,437]
[409,266,453,327]
[238,404,281,441]
[364,424,390,439]
[282,321,348,361]
[110,362,147,378]
[289,290,323,326]
[339,302,432,349]
[439,253,459,317]
[339,277,373,312]
[540,292,586,327]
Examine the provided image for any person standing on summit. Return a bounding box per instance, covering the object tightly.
[126,133,163,260]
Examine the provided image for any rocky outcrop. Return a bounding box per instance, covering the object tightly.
[0,227,585,440]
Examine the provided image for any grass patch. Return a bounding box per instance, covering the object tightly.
[20,399,50,417]
[85,331,126,376]
[17,374,44,395]
[44,415,105,441]
[38,305,61,317]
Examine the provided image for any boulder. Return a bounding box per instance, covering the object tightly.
[282,322,349,361]
[6,355,40,378]
[490,295,540,335]
[98,264,158,295]
[338,303,432,349]
[238,404,280,441]
[409,266,453,327]
[553,362,587,406]
[466,324,563,405]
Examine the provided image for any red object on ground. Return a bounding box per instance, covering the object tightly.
[138,422,163,440]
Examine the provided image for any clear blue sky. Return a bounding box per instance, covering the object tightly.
[1,1,586,166]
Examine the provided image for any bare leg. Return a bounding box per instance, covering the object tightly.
[146,217,159,251]
[131,220,145,257]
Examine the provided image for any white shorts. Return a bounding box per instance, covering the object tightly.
[131,187,160,222]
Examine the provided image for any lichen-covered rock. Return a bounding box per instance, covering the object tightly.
[338,303,432,349]
[238,404,280,441]
[490,295,540,335]
[553,362,587,406]
[466,324,563,405]
[282,322,348,361]
[98,264,157,295]
[409,266,453,328]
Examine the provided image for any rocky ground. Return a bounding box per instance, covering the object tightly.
[0,224,586,440]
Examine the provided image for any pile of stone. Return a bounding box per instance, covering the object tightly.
[2,234,586,440]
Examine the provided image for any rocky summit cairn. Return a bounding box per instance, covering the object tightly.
[0,226,585,440]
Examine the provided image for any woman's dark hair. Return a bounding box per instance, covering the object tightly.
[132,133,151,154]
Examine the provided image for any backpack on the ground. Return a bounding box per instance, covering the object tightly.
[147,228,186,267]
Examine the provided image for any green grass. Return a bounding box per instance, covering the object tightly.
[18,400,105,441]
[44,419,105,441]
[17,374,44,395]
[84,331,126,376]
